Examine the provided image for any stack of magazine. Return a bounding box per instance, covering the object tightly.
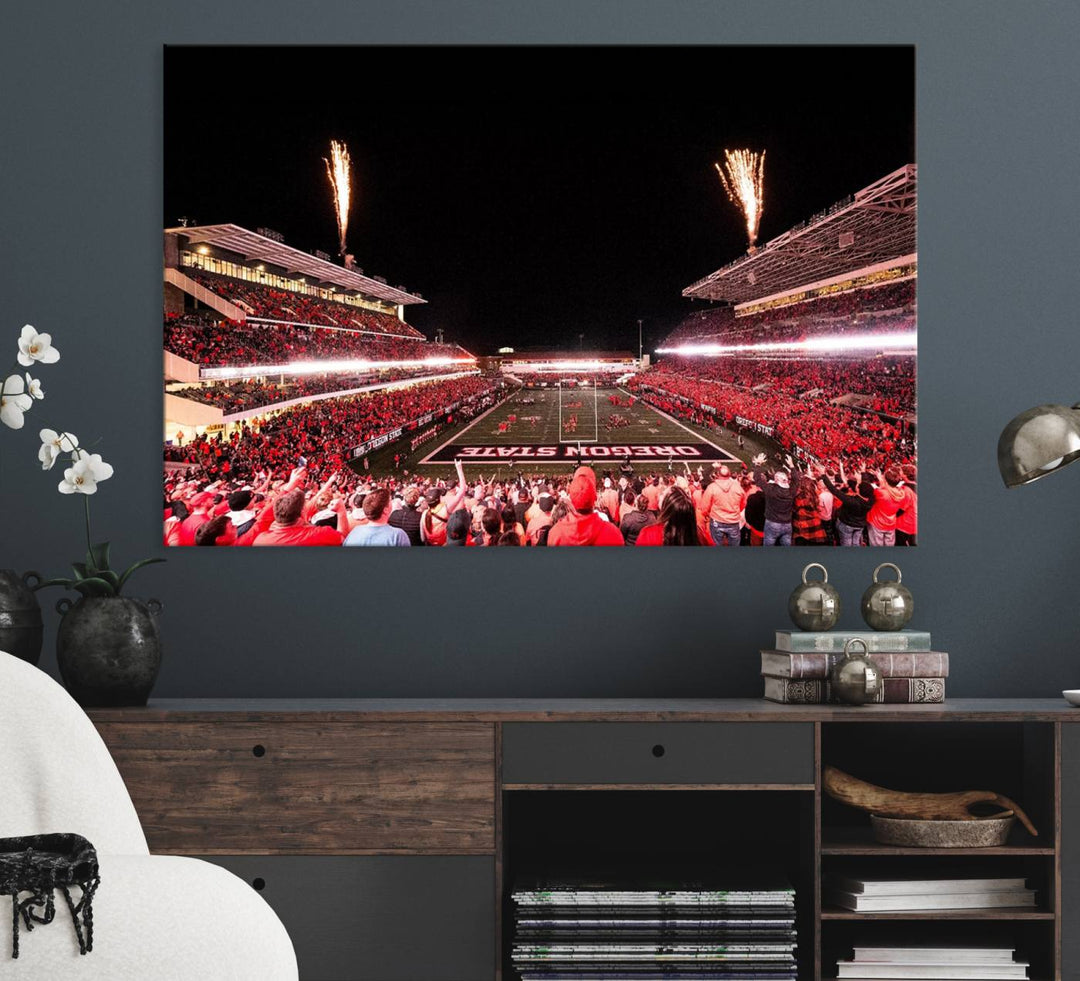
[836,945,1029,979]
[510,876,798,980]
[825,874,1036,912]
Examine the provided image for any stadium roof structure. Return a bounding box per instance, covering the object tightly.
[164,223,426,306]
[682,165,917,306]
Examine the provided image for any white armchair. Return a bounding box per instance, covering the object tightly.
[0,651,298,980]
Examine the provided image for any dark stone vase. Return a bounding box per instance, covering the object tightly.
[55,596,163,707]
[0,570,44,666]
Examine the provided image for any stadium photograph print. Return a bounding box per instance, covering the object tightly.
[162,45,916,548]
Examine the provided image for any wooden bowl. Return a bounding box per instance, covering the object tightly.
[870,813,1016,848]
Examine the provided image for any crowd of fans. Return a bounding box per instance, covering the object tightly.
[630,365,914,472]
[164,455,915,548]
[161,269,918,547]
[164,374,500,483]
[187,270,425,338]
[659,354,915,416]
[164,313,472,369]
[170,366,472,414]
[662,279,916,347]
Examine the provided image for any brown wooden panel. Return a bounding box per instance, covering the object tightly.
[94,721,495,854]
[86,698,1080,725]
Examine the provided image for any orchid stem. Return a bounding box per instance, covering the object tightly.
[84,494,93,556]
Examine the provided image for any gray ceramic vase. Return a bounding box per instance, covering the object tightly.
[55,596,163,707]
[0,570,45,666]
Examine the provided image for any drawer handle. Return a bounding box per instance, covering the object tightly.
[252,877,266,891]
[652,744,666,758]
[252,744,267,758]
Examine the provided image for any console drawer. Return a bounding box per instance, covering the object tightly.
[501,722,813,786]
[96,721,495,853]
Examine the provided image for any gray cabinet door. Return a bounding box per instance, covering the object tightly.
[502,722,814,785]
[205,855,494,981]
[1063,725,1080,977]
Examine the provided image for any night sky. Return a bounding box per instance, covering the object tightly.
[165,46,914,355]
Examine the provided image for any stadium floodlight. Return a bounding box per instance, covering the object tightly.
[655,330,917,357]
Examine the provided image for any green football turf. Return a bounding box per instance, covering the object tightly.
[356,386,780,482]
[436,386,706,447]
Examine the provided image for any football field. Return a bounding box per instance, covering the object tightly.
[416,386,748,476]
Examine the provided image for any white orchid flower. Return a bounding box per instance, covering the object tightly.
[0,374,33,430]
[17,325,60,367]
[58,450,114,495]
[38,429,79,470]
[24,373,44,400]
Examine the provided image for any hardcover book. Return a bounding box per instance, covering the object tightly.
[762,676,945,704]
[774,630,931,653]
[760,650,948,680]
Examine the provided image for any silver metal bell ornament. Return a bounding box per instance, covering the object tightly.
[830,638,884,705]
[788,563,842,632]
[860,562,914,631]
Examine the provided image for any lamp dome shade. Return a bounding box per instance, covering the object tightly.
[997,403,1080,487]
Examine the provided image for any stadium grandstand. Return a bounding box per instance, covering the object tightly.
[163,224,477,436]
[626,164,917,544]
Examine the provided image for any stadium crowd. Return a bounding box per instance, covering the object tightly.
[162,270,917,547]
[187,270,425,337]
[164,313,472,369]
[165,373,499,476]
[631,365,914,471]
[164,454,915,548]
[663,279,915,347]
[659,354,915,416]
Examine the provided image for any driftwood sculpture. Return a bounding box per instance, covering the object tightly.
[823,766,1039,837]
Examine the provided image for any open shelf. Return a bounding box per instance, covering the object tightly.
[817,720,1060,981]
[820,826,1054,856]
[501,789,814,980]
[821,906,1055,920]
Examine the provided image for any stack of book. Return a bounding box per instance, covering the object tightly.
[836,945,1029,979]
[761,630,948,704]
[510,876,798,980]
[825,874,1036,912]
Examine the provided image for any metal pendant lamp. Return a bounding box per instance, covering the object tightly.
[998,403,1080,487]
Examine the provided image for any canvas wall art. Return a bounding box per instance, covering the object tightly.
[163,45,916,547]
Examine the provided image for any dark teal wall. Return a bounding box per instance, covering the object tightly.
[3,2,1079,698]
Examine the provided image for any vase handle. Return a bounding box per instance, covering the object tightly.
[22,571,42,589]
[56,597,74,615]
[146,599,163,616]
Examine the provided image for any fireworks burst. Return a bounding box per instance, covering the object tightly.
[714,149,766,250]
[324,139,352,257]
